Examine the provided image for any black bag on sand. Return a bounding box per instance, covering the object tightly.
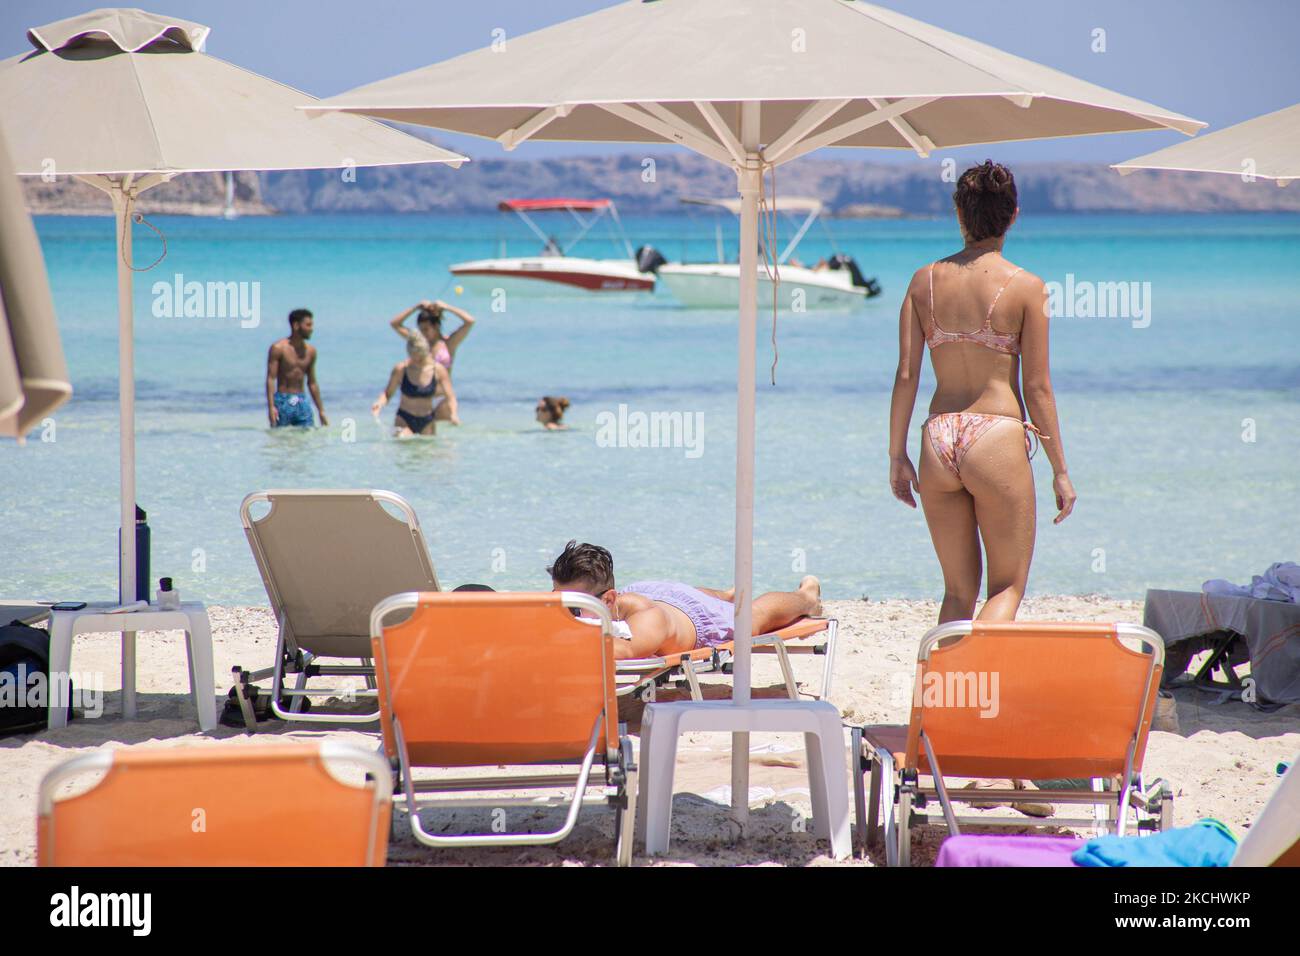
[0,620,73,735]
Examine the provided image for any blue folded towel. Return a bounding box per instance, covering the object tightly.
[1072,819,1237,867]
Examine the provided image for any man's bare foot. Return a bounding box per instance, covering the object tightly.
[799,575,822,617]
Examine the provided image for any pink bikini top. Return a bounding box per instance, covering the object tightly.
[433,340,452,369]
[926,263,1024,356]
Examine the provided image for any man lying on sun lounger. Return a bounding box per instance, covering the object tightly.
[547,540,821,660]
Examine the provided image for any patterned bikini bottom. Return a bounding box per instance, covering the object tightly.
[923,412,1047,480]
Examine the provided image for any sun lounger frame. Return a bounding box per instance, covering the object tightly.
[371,590,638,866]
[617,617,838,702]
[238,489,438,727]
[851,620,1172,866]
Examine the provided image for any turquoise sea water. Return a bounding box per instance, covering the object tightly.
[2,211,1297,604]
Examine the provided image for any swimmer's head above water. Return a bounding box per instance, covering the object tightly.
[536,395,570,428]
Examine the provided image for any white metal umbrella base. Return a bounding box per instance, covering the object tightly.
[636,700,852,861]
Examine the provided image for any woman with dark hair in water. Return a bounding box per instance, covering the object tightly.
[535,395,570,430]
[888,160,1077,625]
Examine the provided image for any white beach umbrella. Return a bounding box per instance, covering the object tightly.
[0,8,466,604]
[0,123,70,439]
[1114,102,1300,186]
[311,0,1202,825]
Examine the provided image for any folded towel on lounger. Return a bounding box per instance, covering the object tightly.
[1072,819,1237,867]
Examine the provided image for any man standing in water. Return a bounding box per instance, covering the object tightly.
[266,308,327,427]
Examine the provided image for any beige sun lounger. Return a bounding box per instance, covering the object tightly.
[237,489,439,725]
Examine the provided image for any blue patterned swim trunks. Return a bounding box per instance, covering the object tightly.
[273,391,314,427]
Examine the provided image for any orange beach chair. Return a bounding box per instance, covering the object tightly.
[851,621,1172,866]
[370,591,638,865]
[617,617,838,702]
[38,742,392,866]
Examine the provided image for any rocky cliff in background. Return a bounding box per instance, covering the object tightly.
[23,154,1300,216]
[22,171,272,216]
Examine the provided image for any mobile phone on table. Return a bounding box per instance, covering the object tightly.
[50,601,87,611]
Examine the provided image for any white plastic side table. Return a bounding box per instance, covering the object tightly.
[637,699,852,860]
[46,602,218,732]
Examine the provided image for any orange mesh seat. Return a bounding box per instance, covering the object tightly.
[850,621,1171,866]
[38,742,391,866]
[371,590,637,865]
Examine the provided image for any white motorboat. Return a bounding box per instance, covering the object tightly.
[652,197,881,309]
[450,198,656,295]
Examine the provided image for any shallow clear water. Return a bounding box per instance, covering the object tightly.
[2,211,1297,604]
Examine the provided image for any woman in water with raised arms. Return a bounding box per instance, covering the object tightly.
[389,299,475,423]
[888,161,1076,624]
[372,333,459,436]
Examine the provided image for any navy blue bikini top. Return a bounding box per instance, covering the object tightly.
[400,368,438,398]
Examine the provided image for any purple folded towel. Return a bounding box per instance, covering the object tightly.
[935,835,1085,867]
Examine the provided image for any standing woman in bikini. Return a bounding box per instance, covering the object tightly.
[372,333,459,437]
[889,161,1077,624]
[389,299,475,422]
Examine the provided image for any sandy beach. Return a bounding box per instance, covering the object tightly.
[4,594,1295,867]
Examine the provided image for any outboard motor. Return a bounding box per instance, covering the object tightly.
[635,244,667,275]
[828,253,882,298]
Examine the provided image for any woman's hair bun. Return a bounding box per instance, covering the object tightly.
[969,160,1013,192]
[953,160,1018,240]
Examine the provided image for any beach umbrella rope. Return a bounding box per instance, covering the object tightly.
[311,0,1203,833]
[0,7,466,608]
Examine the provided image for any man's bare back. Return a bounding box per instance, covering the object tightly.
[609,591,692,659]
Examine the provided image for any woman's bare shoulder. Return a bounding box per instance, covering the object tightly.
[906,264,933,296]
[1006,261,1045,289]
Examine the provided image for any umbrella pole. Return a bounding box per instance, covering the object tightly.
[729,111,762,830]
[111,183,138,718]
[110,185,137,611]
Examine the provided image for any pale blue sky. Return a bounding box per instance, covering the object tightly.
[6,0,1297,164]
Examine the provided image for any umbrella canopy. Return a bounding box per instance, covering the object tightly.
[311,0,1201,156]
[316,0,1204,840]
[0,7,467,609]
[2,7,465,175]
[0,123,70,439]
[1114,102,1299,186]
